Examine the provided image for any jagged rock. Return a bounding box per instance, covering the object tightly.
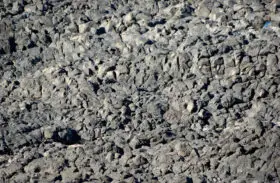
[0,0,280,182]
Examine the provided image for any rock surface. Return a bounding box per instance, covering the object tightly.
[0,0,280,182]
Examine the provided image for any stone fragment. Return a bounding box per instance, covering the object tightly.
[129,136,140,149]
[124,13,134,26]
[187,100,196,113]
[196,2,211,18]
[174,141,190,156]
[61,168,82,183]
[43,126,56,139]
[79,23,90,33]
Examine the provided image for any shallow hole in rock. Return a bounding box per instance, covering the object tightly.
[44,34,52,45]
[267,174,275,181]
[115,146,124,155]
[27,41,36,49]
[5,61,14,66]
[25,103,32,112]
[122,118,131,125]
[54,175,62,181]
[123,173,133,179]
[186,177,193,183]
[178,26,184,30]
[97,77,103,84]
[145,40,154,45]
[118,123,125,130]
[235,112,241,119]
[31,57,41,65]
[0,48,6,55]
[55,128,81,145]
[217,104,223,110]
[96,27,106,35]
[110,4,116,10]
[204,161,211,170]
[243,39,249,45]
[31,29,39,34]
[34,167,41,173]
[14,81,20,86]
[58,68,68,75]
[165,130,174,137]
[8,37,17,53]
[147,18,166,27]
[88,81,99,93]
[97,37,104,42]
[233,137,240,143]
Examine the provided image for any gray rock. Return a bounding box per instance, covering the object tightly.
[196,1,211,18]
[61,168,82,183]
[186,100,196,113]
[0,0,280,182]
[43,126,57,140]
[174,141,191,157]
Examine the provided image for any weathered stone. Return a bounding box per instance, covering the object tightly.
[196,2,211,18]
[61,168,82,183]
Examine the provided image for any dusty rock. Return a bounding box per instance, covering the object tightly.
[186,100,196,113]
[0,0,280,182]
[196,1,211,18]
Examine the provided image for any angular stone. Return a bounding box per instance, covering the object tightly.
[124,13,134,26]
[43,126,56,139]
[174,141,190,156]
[61,168,82,183]
[186,100,196,113]
[78,23,90,33]
[196,2,211,18]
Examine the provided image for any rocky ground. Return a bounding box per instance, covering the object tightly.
[0,0,280,182]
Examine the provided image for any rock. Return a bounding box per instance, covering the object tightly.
[124,13,134,26]
[61,168,82,183]
[43,126,57,140]
[270,13,280,22]
[12,173,30,183]
[147,102,166,118]
[221,92,236,108]
[132,155,147,166]
[174,141,190,156]
[186,100,196,113]
[256,88,267,98]
[79,23,90,33]
[196,2,211,18]
[4,162,23,177]
[105,152,114,162]
[267,54,279,75]
[24,159,45,173]
[272,0,280,12]
[198,109,211,120]
[30,129,43,142]
[223,0,237,7]
[102,20,114,32]
[11,2,23,14]
[24,5,37,13]
[209,8,224,22]
[129,136,140,149]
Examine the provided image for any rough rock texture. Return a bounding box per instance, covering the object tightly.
[0,0,280,182]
